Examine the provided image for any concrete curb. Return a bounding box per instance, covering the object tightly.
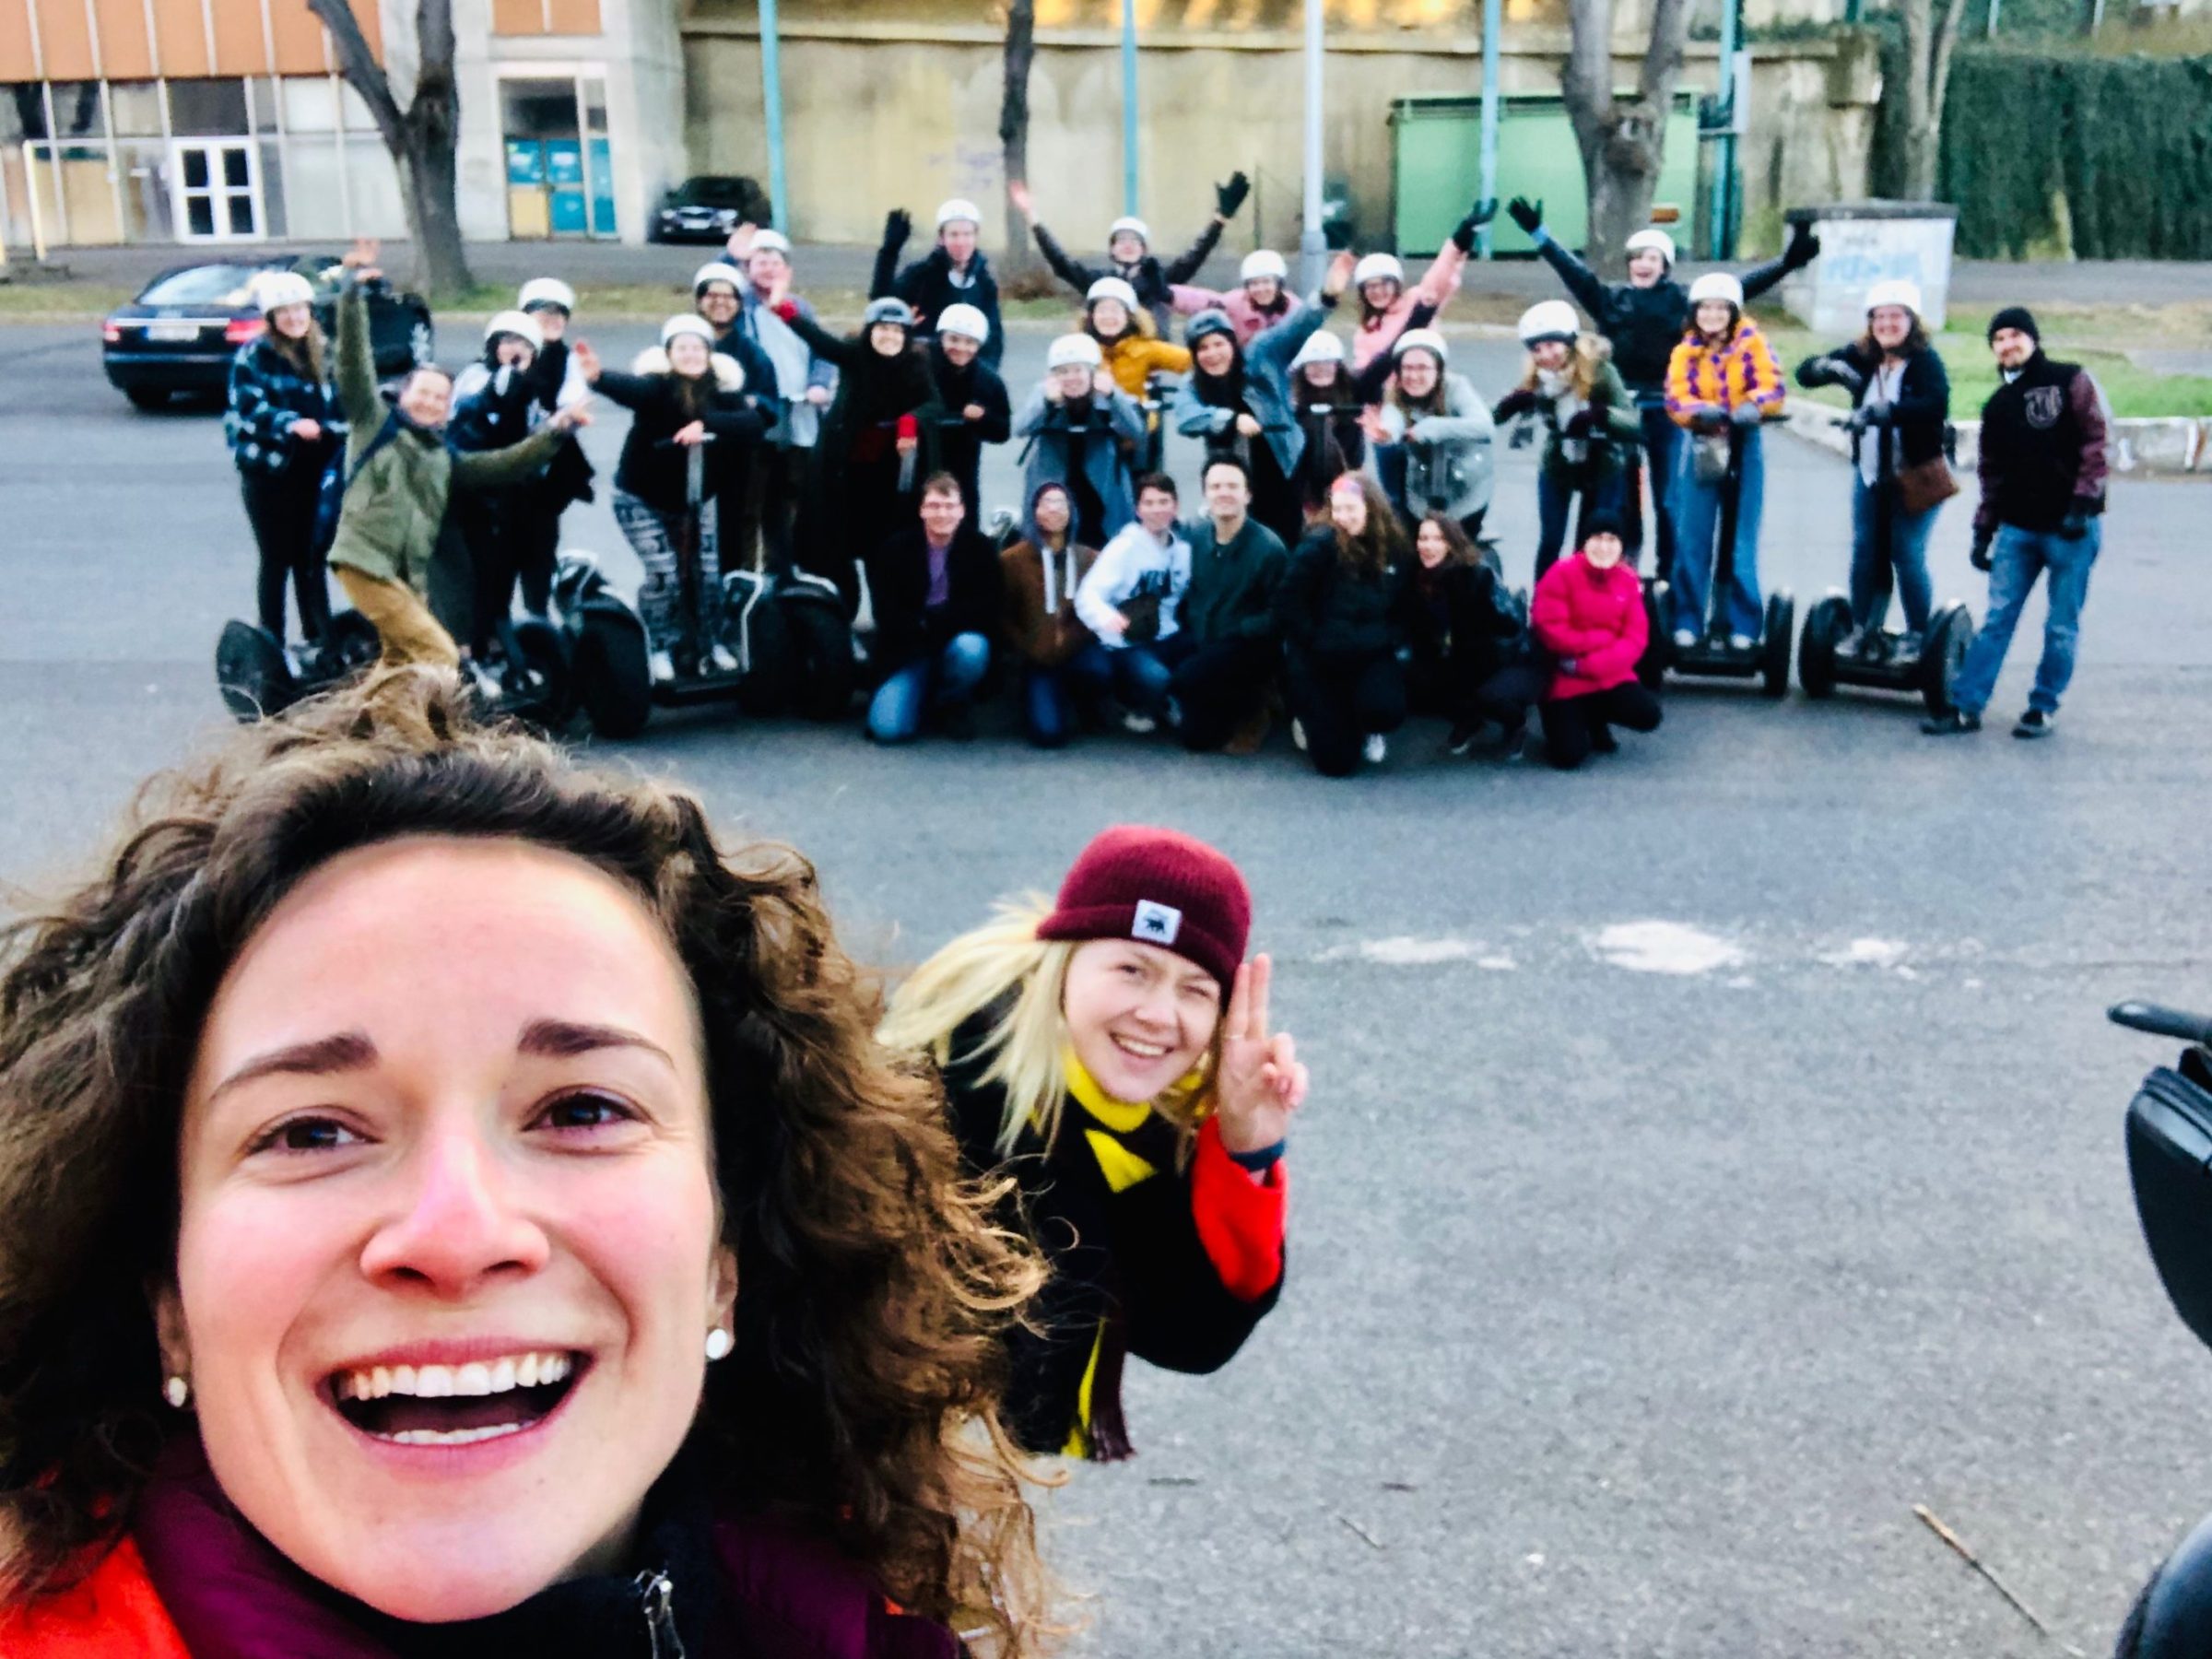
[1784,406,2211,477]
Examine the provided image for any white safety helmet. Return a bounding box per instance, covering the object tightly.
[1517,300,1580,347]
[935,197,982,230]
[517,276,576,314]
[1354,253,1406,289]
[1240,249,1288,285]
[661,314,717,348]
[483,309,545,351]
[1106,216,1150,247]
[1624,229,1677,266]
[1865,278,1923,317]
[1085,276,1140,312]
[251,271,315,314]
[747,229,794,256]
[1688,272,1745,311]
[691,261,746,297]
[1392,326,1449,365]
[1289,330,1347,371]
[1047,334,1103,370]
[935,302,990,345]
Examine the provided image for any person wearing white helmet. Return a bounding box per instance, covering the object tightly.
[1489,300,1641,578]
[1347,194,1496,373]
[924,300,1011,521]
[869,197,1004,366]
[1169,246,1306,346]
[1508,194,1819,578]
[1794,277,1954,658]
[1006,171,1249,334]
[718,227,835,579]
[225,267,346,665]
[505,277,596,628]
[1015,334,1147,550]
[1081,276,1193,406]
[1369,326,1499,542]
[1286,329,1367,512]
[447,310,559,660]
[1662,271,1786,649]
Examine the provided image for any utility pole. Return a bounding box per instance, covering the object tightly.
[1710,0,1744,260]
[1477,0,1502,257]
[1300,0,1325,292]
[1122,0,1141,216]
[759,0,789,230]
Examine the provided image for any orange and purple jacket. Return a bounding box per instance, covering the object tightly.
[1665,321,1786,427]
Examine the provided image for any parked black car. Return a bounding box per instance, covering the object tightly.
[648,175,770,244]
[101,254,434,410]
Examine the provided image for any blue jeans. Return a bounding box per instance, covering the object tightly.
[1108,637,1190,717]
[1948,520,2100,717]
[1669,425,1766,640]
[1848,477,1937,635]
[866,631,991,742]
[1023,641,1114,747]
[1535,466,1630,581]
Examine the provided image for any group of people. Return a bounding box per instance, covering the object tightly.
[223,188,2111,764]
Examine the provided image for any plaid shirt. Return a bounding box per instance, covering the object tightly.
[1665,321,1786,426]
[225,337,345,477]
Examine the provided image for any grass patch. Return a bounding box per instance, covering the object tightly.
[1762,322,2212,419]
[0,281,133,320]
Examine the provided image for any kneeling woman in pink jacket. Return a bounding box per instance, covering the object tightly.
[1529,512,1663,770]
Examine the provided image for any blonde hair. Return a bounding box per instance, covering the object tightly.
[1518,333,1613,401]
[881,900,1217,1161]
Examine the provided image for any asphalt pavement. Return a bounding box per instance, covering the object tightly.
[5,319,2212,1657]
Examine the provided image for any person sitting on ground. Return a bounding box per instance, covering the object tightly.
[1924,305,2110,739]
[1664,273,1784,650]
[1347,195,1495,373]
[1170,248,1305,345]
[449,309,558,663]
[1009,173,1249,335]
[1016,335,1147,552]
[1529,512,1664,771]
[1370,328,1497,544]
[1508,195,1818,577]
[1276,473,1414,778]
[572,318,765,679]
[1081,276,1193,400]
[1492,302,1641,579]
[0,675,1052,1659]
[1000,481,1110,748]
[321,241,585,673]
[880,823,1305,1464]
[1405,512,1544,762]
[1074,472,1194,735]
[1171,455,1290,756]
[864,472,1003,744]
[870,198,1004,366]
[1795,279,1953,661]
[925,303,1010,524]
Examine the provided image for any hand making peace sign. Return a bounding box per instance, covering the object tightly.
[1212,954,1308,1154]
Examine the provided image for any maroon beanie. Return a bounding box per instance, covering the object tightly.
[1036,825,1251,994]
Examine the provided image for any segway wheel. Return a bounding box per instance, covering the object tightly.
[723,572,797,716]
[1638,581,1672,688]
[1759,593,1794,700]
[1797,594,1850,700]
[574,615,653,738]
[216,619,296,724]
[503,618,573,728]
[781,579,858,721]
[1920,604,1976,717]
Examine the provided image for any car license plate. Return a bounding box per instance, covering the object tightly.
[146,322,203,342]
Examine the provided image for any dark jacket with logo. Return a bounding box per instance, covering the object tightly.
[1180,515,1289,648]
[1975,351,2109,538]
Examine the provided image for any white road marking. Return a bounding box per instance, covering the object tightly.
[1590,921,1747,976]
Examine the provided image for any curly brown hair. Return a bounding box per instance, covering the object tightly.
[0,673,1053,1651]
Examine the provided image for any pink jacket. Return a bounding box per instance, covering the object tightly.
[1169,284,1304,346]
[1349,241,1467,371]
[1531,554,1648,700]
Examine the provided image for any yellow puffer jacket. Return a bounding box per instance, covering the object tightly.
[1094,316,1193,399]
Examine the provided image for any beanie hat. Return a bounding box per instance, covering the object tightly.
[1987,305,2039,345]
[1037,826,1252,994]
[1581,509,1625,543]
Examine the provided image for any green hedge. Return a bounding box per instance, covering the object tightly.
[1938,49,2212,257]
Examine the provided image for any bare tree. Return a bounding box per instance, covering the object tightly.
[1560,0,1693,278]
[307,0,474,299]
[998,0,1040,279]
[1889,0,1972,200]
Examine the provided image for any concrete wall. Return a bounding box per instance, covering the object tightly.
[682,19,1876,257]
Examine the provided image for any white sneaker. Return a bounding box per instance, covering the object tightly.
[1122,712,1157,735]
[1362,733,1388,765]
[1291,718,1308,752]
[710,642,740,673]
[649,649,675,682]
[1673,628,1699,650]
[1729,632,1756,652]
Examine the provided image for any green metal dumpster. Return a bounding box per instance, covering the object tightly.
[1389,91,1701,257]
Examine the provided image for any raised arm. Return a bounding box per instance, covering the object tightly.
[1162,215,1227,288]
[870,208,910,301]
[334,274,382,434]
[1738,222,1821,304]
[1030,222,1100,295]
[777,302,857,369]
[1171,283,1231,317]
[453,427,562,489]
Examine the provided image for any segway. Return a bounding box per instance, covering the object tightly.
[1652,417,1793,698]
[216,608,382,722]
[1137,371,1177,476]
[1795,397,1974,716]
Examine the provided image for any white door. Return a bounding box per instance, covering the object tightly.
[173,141,263,242]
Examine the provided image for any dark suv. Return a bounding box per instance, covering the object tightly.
[649,175,771,244]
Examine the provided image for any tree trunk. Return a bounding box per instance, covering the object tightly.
[1893,0,1970,201]
[998,0,1039,277]
[1562,0,1689,278]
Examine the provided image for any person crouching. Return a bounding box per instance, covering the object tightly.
[1529,513,1663,770]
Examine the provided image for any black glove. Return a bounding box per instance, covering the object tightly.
[1784,222,1822,270]
[1216,171,1251,219]
[1844,405,1877,434]
[2059,503,2092,541]
[1507,196,1543,236]
[883,207,912,248]
[1509,422,1536,451]
[1493,389,1536,422]
[1563,408,1598,438]
[1451,197,1498,253]
[1970,531,1994,571]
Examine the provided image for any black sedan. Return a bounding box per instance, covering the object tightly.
[648,175,770,244]
[101,255,434,410]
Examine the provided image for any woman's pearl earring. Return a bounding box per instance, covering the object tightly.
[704,1328,733,1362]
[163,1376,192,1410]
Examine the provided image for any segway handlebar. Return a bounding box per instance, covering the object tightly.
[653,433,719,446]
[2112,1001,2212,1047]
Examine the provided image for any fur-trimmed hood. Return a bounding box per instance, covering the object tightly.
[630,346,746,394]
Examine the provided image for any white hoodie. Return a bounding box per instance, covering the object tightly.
[1075,520,1192,649]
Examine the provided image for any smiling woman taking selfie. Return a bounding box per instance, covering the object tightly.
[882,827,1307,1464]
[0,674,1048,1658]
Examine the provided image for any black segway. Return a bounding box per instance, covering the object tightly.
[1137,370,1177,476]
[1795,397,1974,716]
[216,608,382,722]
[1653,417,1792,698]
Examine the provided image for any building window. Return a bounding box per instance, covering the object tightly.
[170,79,250,139]
[108,82,165,140]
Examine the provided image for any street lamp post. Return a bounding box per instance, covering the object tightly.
[1300,0,1325,293]
[1477,0,1502,257]
[759,0,790,231]
[1122,0,1141,216]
